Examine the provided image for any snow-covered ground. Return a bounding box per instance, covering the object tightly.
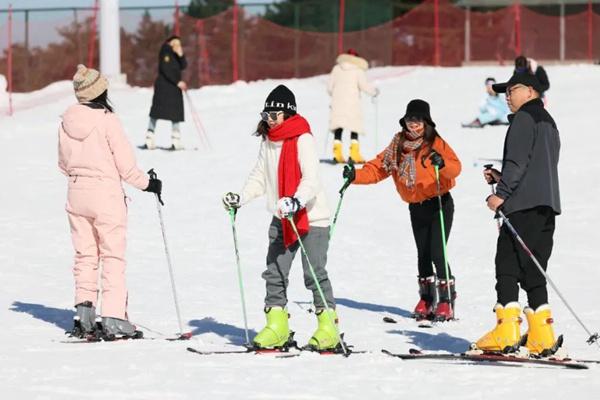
[1,65,599,399]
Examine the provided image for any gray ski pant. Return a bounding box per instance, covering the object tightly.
[263,217,335,310]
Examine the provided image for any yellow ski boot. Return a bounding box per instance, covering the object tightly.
[349,139,365,164]
[474,302,522,353]
[333,140,346,164]
[307,309,340,351]
[252,307,290,349]
[524,304,558,356]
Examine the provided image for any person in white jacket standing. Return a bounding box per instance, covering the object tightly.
[222,85,341,352]
[327,49,378,164]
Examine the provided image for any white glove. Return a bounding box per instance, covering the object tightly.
[222,192,241,211]
[277,197,302,218]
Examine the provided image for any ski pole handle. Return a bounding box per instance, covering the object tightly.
[339,178,351,196]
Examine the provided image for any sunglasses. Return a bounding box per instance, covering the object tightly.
[506,84,527,97]
[260,111,283,121]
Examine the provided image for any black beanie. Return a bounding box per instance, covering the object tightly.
[399,99,436,129]
[263,84,297,115]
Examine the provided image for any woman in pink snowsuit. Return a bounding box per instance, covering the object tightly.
[59,65,162,339]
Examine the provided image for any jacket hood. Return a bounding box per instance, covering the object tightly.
[336,54,369,71]
[61,104,107,140]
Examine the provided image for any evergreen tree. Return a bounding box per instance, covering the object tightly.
[186,0,234,18]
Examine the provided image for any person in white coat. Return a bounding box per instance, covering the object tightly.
[222,85,342,352]
[462,77,510,128]
[327,49,378,163]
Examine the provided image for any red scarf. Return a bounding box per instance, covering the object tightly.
[268,114,312,248]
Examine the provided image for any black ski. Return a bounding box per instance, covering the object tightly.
[382,349,589,370]
[383,316,436,328]
[319,158,365,166]
[137,145,198,151]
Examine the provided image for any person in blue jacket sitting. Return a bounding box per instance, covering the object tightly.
[462,77,510,128]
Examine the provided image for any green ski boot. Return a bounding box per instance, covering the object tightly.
[307,309,340,350]
[252,307,290,349]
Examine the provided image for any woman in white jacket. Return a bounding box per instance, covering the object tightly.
[328,49,378,163]
[222,85,341,352]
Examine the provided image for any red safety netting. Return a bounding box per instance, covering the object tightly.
[2,1,600,95]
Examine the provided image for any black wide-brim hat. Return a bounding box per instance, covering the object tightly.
[492,72,543,94]
[399,99,436,129]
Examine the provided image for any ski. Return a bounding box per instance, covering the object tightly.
[383,316,435,328]
[186,346,298,356]
[381,349,589,370]
[137,145,198,151]
[319,158,365,165]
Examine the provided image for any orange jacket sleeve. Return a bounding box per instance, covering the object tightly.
[353,150,391,185]
[432,137,461,181]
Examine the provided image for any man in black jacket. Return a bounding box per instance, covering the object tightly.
[475,72,561,357]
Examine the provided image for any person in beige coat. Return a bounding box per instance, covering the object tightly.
[327,49,378,163]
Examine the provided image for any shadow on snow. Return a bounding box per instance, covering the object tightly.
[335,297,412,318]
[388,329,472,353]
[188,317,257,345]
[10,301,74,331]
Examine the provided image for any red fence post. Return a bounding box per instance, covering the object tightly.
[588,0,593,62]
[7,4,13,115]
[174,1,180,36]
[232,0,239,82]
[338,0,345,54]
[434,0,440,66]
[516,1,522,55]
[88,0,98,68]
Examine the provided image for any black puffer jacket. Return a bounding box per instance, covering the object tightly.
[149,43,188,122]
[496,98,561,216]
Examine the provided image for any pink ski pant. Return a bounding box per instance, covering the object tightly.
[66,177,129,319]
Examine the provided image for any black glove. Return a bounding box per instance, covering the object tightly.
[343,163,356,183]
[222,192,241,211]
[429,151,445,170]
[144,178,164,205]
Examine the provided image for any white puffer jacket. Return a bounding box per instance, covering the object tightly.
[327,54,377,135]
[240,133,330,227]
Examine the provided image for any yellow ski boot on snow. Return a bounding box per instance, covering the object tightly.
[252,307,290,349]
[333,140,346,164]
[349,139,365,164]
[474,302,522,353]
[524,304,558,356]
[307,309,340,351]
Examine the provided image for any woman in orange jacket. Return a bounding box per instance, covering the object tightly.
[343,99,461,321]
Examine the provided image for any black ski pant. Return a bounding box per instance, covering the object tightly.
[409,192,454,280]
[495,206,555,310]
[333,128,358,141]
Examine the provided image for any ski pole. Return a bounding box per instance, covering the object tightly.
[329,160,354,240]
[228,208,251,346]
[148,169,191,340]
[483,164,502,231]
[434,165,453,314]
[287,216,349,356]
[184,91,211,150]
[496,209,600,347]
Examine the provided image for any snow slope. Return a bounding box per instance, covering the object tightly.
[1,65,599,399]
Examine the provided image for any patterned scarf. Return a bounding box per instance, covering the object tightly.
[382,129,424,188]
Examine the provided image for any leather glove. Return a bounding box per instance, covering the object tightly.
[144,178,164,205]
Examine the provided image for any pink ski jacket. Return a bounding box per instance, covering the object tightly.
[58,104,149,190]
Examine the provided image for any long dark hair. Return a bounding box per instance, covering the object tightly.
[398,122,439,166]
[85,90,114,113]
[254,112,292,138]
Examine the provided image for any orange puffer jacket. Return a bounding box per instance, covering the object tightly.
[353,136,461,203]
